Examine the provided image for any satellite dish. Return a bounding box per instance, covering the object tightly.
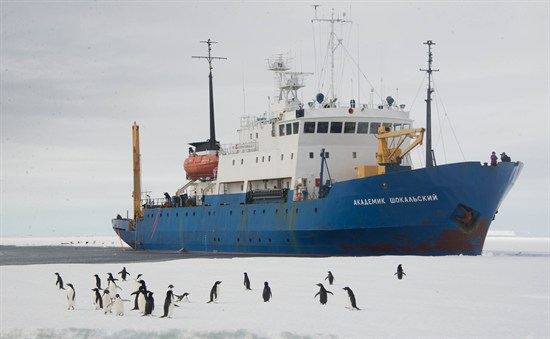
[316,93,325,104]
[386,96,395,107]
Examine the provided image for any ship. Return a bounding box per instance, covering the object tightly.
[112,15,522,256]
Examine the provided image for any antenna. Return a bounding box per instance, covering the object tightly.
[312,7,351,104]
[192,39,227,151]
[420,40,439,167]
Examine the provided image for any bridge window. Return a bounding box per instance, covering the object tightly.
[330,122,342,133]
[369,122,381,134]
[293,122,299,134]
[357,122,369,134]
[286,123,292,135]
[279,124,285,136]
[344,122,356,133]
[309,152,314,159]
[317,122,329,133]
[383,122,393,130]
[304,122,315,133]
[352,151,357,158]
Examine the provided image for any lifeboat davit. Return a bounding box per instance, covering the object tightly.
[184,153,219,179]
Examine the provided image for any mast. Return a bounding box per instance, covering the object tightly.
[420,40,438,167]
[192,39,227,151]
[132,122,142,220]
[312,8,351,104]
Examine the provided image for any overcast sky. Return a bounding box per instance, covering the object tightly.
[1,1,548,237]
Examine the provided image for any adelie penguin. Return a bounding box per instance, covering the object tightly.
[118,267,130,281]
[314,283,333,305]
[113,294,125,316]
[342,287,361,310]
[207,281,222,303]
[243,272,251,290]
[103,289,114,314]
[262,281,272,302]
[325,271,335,285]
[160,289,175,318]
[66,283,75,310]
[394,264,406,280]
[92,288,103,310]
[54,272,65,290]
[175,292,190,303]
[93,274,103,290]
[143,291,155,316]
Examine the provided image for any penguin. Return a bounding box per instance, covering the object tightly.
[107,278,121,296]
[130,285,145,311]
[107,272,116,283]
[243,272,251,290]
[314,283,333,305]
[143,291,155,316]
[207,281,222,303]
[325,271,335,285]
[342,287,361,310]
[93,274,103,290]
[394,264,406,280]
[262,281,272,302]
[66,283,76,310]
[113,294,125,316]
[103,289,114,314]
[137,287,147,314]
[118,267,130,281]
[160,290,174,318]
[175,292,190,303]
[92,288,103,309]
[54,272,65,290]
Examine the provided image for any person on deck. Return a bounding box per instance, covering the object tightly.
[490,152,498,166]
[500,152,511,162]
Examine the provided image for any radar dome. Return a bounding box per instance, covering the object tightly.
[316,93,325,104]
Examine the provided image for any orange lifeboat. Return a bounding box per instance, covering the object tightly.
[184,153,219,179]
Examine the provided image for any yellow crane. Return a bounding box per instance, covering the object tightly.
[355,126,425,178]
[376,126,425,165]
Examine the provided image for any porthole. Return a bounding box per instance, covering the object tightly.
[381,182,388,190]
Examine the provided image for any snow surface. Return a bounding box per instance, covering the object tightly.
[1,237,549,338]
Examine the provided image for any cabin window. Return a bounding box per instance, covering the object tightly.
[325,152,330,158]
[304,122,315,133]
[256,133,258,138]
[279,124,285,136]
[291,153,294,159]
[256,157,259,163]
[232,159,235,166]
[370,122,381,134]
[240,184,244,191]
[241,159,244,165]
[262,156,265,162]
[394,123,403,131]
[250,133,252,139]
[357,122,369,134]
[330,122,342,133]
[293,122,299,134]
[383,122,393,130]
[309,152,314,159]
[281,154,284,160]
[403,123,411,129]
[352,151,357,159]
[268,155,271,162]
[286,123,292,135]
[317,122,329,133]
[344,122,356,133]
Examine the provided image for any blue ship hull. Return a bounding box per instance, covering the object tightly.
[113,161,522,256]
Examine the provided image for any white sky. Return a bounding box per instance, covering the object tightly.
[1,1,548,237]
